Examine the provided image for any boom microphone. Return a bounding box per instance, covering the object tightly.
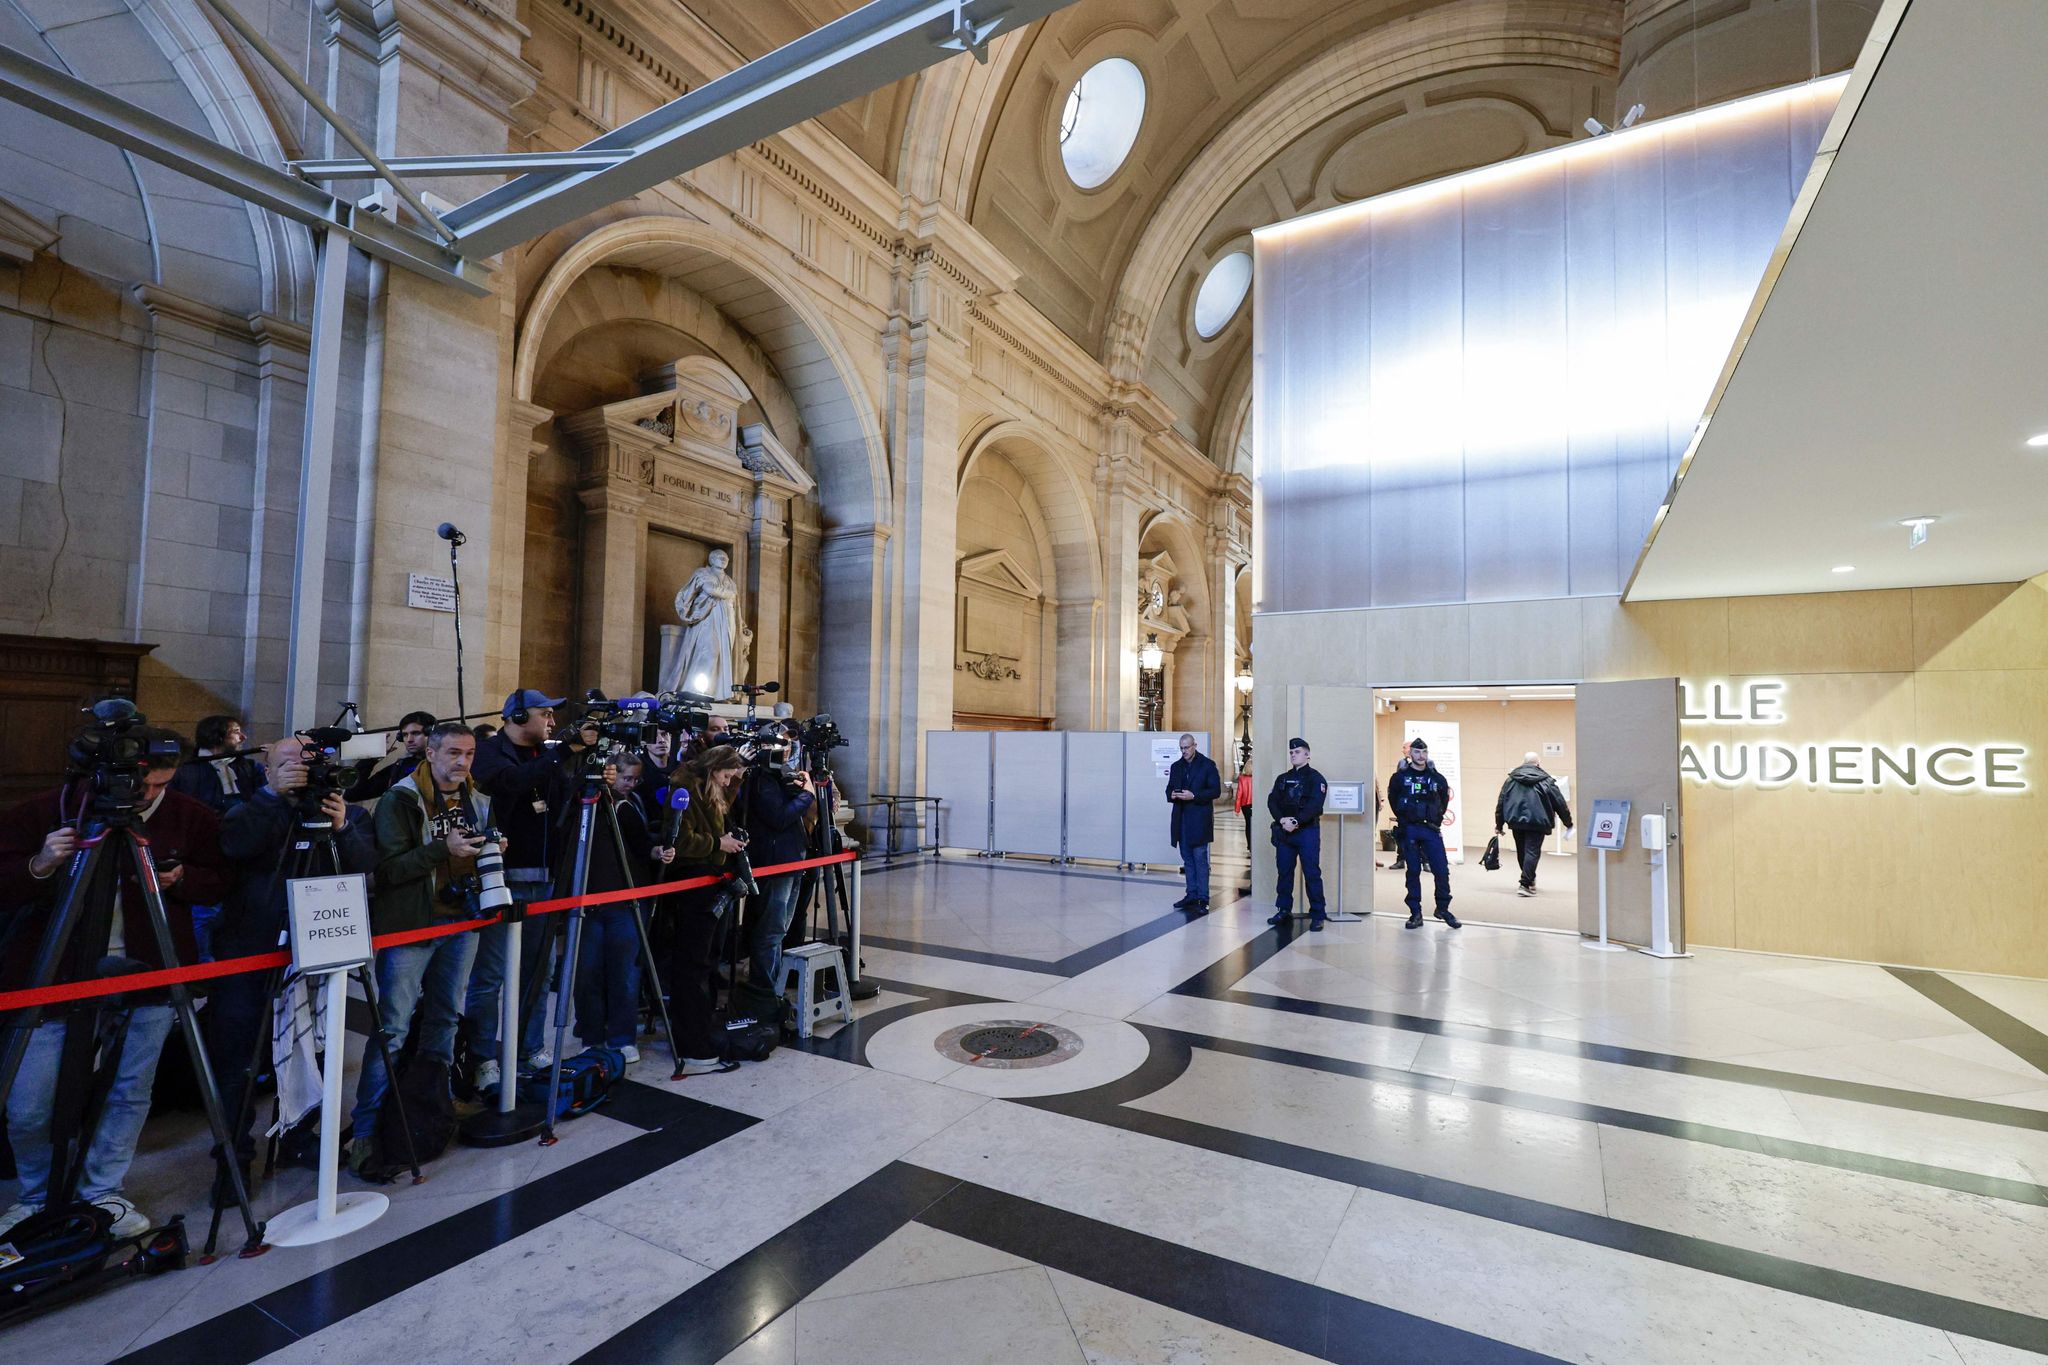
[437,522,467,546]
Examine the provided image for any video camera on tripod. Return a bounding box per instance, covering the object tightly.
[65,700,182,808]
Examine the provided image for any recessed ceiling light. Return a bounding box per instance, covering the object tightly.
[2027,431,2048,448]
[1899,515,1937,549]
[1831,565,1855,574]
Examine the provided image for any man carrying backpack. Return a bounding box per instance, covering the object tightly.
[1494,753,1574,897]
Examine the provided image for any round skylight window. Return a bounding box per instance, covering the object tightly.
[1193,251,1252,338]
[1058,58,1145,190]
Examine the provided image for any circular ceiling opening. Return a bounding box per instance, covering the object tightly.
[1193,251,1252,338]
[1059,57,1146,190]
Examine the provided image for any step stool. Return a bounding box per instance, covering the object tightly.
[775,942,851,1040]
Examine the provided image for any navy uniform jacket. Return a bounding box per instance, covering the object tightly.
[1266,765,1328,830]
[1166,753,1222,848]
[1387,762,1452,828]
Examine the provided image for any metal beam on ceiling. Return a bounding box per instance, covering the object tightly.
[292,151,633,180]
[442,0,1081,259]
[0,42,485,294]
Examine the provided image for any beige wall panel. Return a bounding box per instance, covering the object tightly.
[1364,604,1470,684]
[1466,598,1584,683]
[1911,579,2048,673]
[1680,779,1737,948]
[1725,589,1914,676]
[1300,685,1373,915]
[1584,596,1730,680]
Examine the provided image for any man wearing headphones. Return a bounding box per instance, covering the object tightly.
[462,689,592,1092]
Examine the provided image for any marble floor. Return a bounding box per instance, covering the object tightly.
[8,855,2048,1363]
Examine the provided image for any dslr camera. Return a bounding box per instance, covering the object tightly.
[448,823,513,915]
[293,725,354,808]
[67,699,181,809]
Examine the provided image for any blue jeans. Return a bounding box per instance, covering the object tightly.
[350,931,477,1143]
[5,1005,174,1206]
[1273,825,1325,914]
[749,875,803,988]
[464,882,549,1059]
[1179,842,1211,902]
[574,906,642,1049]
[1401,824,1454,915]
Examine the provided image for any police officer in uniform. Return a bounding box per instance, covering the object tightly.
[1387,737,1461,929]
[1266,737,1329,930]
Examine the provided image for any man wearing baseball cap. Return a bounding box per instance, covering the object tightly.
[1387,737,1460,930]
[462,688,591,1090]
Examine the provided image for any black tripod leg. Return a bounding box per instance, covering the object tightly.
[606,804,678,1063]
[125,833,265,1252]
[354,965,424,1184]
[0,836,111,1105]
[205,963,282,1257]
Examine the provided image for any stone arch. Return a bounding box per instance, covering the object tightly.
[957,419,1107,727]
[1138,510,1216,735]
[513,214,890,527]
[1103,0,1619,379]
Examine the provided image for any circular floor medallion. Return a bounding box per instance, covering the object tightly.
[934,1018,1083,1069]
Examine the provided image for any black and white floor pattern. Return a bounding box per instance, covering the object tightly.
[11,856,2048,1363]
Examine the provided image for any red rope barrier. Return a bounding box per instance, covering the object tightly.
[0,850,859,1013]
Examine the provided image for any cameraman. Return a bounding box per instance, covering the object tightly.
[572,753,671,1062]
[348,723,489,1178]
[170,714,262,813]
[344,710,435,804]
[0,727,229,1237]
[207,737,374,1168]
[740,739,815,991]
[464,689,592,1089]
[667,746,747,1077]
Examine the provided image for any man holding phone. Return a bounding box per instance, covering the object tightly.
[1166,734,1221,915]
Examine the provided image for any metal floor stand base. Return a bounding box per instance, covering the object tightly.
[459,1100,547,1147]
[265,1191,387,1246]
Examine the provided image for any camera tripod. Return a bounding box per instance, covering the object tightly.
[202,801,424,1255]
[489,756,677,1147]
[0,793,267,1258]
[791,771,875,1000]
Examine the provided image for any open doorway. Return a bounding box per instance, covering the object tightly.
[1371,685,1579,931]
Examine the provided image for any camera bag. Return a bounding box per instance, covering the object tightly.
[375,1055,458,1174]
[516,1046,625,1120]
[720,1015,777,1063]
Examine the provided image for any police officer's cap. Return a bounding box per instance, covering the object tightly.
[1288,736,1310,751]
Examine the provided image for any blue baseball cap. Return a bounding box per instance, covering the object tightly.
[503,688,567,718]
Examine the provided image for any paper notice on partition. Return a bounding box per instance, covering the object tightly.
[1403,720,1465,863]
[1150,734,1181,779]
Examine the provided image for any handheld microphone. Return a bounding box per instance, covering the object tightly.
[663,784,689,845]
[437,522,467,546]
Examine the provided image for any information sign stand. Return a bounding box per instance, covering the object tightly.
[1322,782,1367,922]
[1583,800,1631,954]
[264,875,389,1246]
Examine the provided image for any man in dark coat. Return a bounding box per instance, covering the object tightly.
[1387,737,1460,930]
[1494,753,1574,896]
[1166,733,1221,915]
[1266,738,1329,930]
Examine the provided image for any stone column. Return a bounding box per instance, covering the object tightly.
[576,483,649,694]
[488,399,553,702]
[747,488,791,692]
[1095,442,1146,730]
[819,523,890,807]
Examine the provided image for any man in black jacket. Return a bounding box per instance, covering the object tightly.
[343,710,435,804]
[1494,753,1574,896]
[208,737,375,1164]
[740,744,816,989]
[1166,733,1221,915]
[1387,738,1460,930]
[463,689,592,1087]
[1266,738,1329,930]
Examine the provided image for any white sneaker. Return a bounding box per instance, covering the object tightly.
[523,1048,552,1070]
[1,1200,39,1235]
[621,1045,640,1065]
[673,1056,736,1077]
[473,1058,502,1095]
[92,1194,151,1238]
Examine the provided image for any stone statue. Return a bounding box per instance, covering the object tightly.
[665,548,746,699]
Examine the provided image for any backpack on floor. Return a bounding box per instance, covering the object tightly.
[517,1047,625,1121]
[729,980,791,1034]
[1481,836,1501,871]
[720,1016,778,1063]
[375,1055,458,1174]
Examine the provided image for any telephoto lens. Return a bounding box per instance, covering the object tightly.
[473,831,513,915]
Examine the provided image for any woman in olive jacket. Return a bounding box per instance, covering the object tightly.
[665,745,748,1075]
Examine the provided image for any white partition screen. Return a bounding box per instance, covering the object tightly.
[992,732,1065,857]
[1122,732,1209,867]
[924,731,993,853]
[1062,732,1127,862]
[1253,77,1842,612]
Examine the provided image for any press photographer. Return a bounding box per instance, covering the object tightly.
[0,716,229,1238]
[571,752,672,1061]
[464,689,595,1090]
[206,735,375,1170]
[349,722,493,1180]
[344,710,437,804]
[665,745,748,1078]
[169,715,263,814]
[737,722,816,995]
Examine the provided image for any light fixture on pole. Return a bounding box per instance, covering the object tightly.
[1234,668,1253,770]
[1138,634,1164,672]
[1137,633,1164,731]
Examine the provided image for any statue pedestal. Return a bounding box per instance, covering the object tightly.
[657,625,683,694]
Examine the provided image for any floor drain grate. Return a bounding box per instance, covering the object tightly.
[958,1025,1060,1061]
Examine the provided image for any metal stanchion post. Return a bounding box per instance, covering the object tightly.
[266,970,387,1244]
